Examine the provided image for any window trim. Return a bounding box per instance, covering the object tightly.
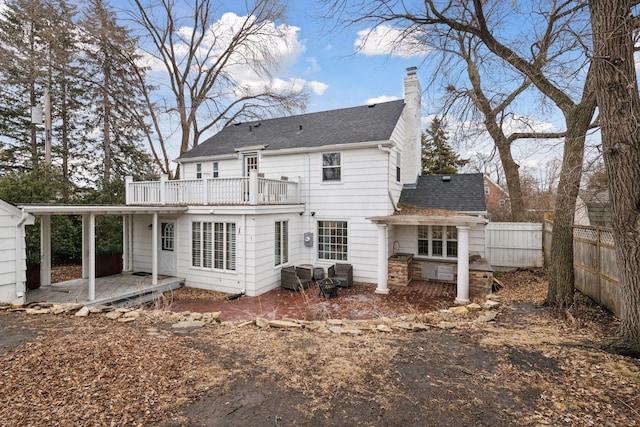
[321,152,342,183]
[417,225,458,259]
[317,220,348,261]
[161,222,175,251]
[274,220,289,266]
[191,221,236,271]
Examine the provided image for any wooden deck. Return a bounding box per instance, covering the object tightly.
[26,272,184,307]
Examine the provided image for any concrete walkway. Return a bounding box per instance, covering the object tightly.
[26,272,184,307]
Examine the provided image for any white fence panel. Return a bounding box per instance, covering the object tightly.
[485,222,543,268]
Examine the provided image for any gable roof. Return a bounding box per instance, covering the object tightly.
[399,173,487,213]
[178,100,406,160]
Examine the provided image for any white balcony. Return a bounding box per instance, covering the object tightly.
[126,171,300,206]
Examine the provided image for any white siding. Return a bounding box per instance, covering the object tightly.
[485,222,543,268]
[0,202,25,304]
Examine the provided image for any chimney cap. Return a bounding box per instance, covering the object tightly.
[406,66,417,75]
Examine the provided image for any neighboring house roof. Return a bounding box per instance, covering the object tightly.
[399,173,487,212]
[578,188,612,227]
[178,100,406,159]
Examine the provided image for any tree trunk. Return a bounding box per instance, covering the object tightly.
[492,131,525,221]
[546,86,597,307]
[590,0,640,355]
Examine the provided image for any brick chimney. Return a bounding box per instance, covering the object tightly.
[402,66,422,184]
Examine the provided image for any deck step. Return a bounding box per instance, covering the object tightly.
[85,280,184,308]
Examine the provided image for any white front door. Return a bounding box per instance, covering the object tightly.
[158,221,177,276]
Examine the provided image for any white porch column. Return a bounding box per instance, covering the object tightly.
[455,225,470,304]
[88,213,96,301]
[82,215,90,279]
[122,215,130,272]
[375,224,389,294]
[152,212,158,285]
[40,215,51,287]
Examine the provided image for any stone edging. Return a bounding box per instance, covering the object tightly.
[0,294,502,335]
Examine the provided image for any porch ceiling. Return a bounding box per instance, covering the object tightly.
[18,204,188,216]
[368,214,487,226]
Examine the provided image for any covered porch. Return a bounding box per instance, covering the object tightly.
[369,213,489,304]
[17,204,187,305]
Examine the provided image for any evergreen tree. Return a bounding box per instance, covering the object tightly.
[0,0,50,168]
[77,0,156,183]
[421,118,468,175]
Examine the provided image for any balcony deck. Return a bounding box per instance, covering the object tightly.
[126,173,299,206]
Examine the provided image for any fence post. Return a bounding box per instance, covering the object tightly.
[596,227,601,304]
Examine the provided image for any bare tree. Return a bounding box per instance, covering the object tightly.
[325,0,597,307]
[590,0,640,355]
[127,0,308,177]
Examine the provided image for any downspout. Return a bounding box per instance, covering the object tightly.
[242,214,247,294]
[307,153,312,263]
[15,208,30,299]
[377,144,399,212]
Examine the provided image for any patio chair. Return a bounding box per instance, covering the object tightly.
[328,263,353,288]
[280,266,311,291]
[295,265,314,288]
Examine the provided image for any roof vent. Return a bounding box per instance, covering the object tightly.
[368,104,376,108]
[296,125,303,134]
[442,176,451,182]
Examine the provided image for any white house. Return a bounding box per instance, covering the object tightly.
[0,198,34,304]
[14,68,489,305]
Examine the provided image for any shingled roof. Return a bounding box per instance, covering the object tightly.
[179,100,405,159]
[399,173,487,213]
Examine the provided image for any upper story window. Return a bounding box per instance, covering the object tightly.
[244,153,258,176]
[499,199,505,207]
[396,152,401,182]
[418,225,458,259]
[322,152,341,182]
[213,162,219,178]
[484,185,490,195]
[196,163,202,179]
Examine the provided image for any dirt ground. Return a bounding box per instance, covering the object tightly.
[1,269,639,426]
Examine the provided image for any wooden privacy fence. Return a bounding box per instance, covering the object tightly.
[485,222,543,268]
[543,220,620,316]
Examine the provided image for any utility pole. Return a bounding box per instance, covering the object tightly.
[44,87,51,165]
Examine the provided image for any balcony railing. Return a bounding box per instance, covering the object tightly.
[126,172,299,206]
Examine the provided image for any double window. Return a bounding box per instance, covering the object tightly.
[275,221,288,266]
[192,221,236,270]
[318,220,348,260]
[418,225,458,258]
[322,152,341,182]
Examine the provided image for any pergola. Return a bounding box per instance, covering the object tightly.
[18,205,187,301]
[369,213,488,304]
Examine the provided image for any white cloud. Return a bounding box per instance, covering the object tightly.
[307,81,328,95]
[355,25,429,58]
[305,57,320,74]
[366,95,399,105]
[143,11,310,97]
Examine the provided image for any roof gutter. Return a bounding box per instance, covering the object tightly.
[261,140,394,157]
